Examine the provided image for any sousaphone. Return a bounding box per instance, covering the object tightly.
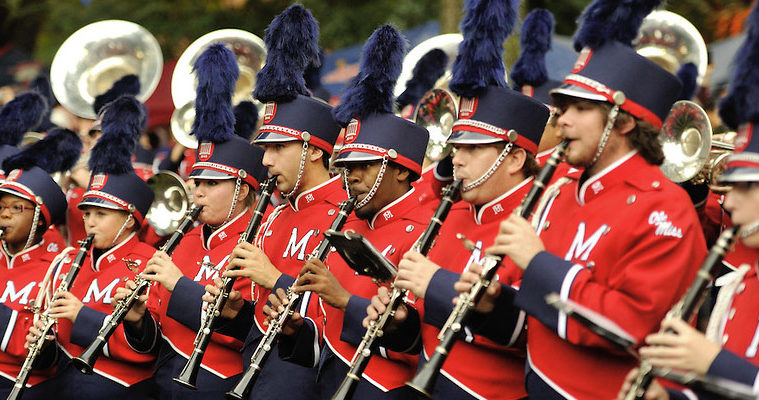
[170,29,266,149]
[50,20,163,120]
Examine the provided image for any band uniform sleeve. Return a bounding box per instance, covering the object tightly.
[214,299,254,342]
[124,311,159,354]
[69,305,107,347]
[465,283,526,347]
[278,317,320,368]
[422,268,461,328]
[707,348,759,389]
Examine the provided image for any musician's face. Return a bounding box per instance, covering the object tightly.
[724,181,759,247]
[343,161,409,220]
[452,143,525,206]
[261,141,311,195]
[556,100,606,168]
[0,194,37,248]
[81,206,132,249]
[192,178,246,226]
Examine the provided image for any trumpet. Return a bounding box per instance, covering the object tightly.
[173,176,277,389]
[623,225,740,400]
[72,205,203,375]
[330,179,463,400]
[406,141,569,398]
[226,196,357,400]
[8,234,95,400]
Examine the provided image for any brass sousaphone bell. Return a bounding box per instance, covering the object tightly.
[146,171,193,237]
[50,20,163,120]
[171,29,266,149]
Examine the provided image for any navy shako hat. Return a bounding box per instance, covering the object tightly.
[332,25,429,176]
[253,5,340,155]
[511,9,561,105]
[0,92,48,172]
[79,96,154,225]
[189,44,268,190]
[551,0,681,129]
[717,1,759,184]
[0,128,82,225]
[446,0,548,152]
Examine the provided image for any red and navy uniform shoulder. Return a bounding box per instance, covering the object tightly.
[416,178,533,400]
[316,189,432,395]
[145,209,253,380]
[514,152,707,398]
[0,237,64,386]
[54,233,156,386]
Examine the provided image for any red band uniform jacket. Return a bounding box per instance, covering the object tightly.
[514,151,707,399]
[54,233,157,387]
[0,236,65,387]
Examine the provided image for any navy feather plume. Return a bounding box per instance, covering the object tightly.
[719,2,759,129]
[305,48,325,91]
[396,49,449,109]
[450,0,519,98]
[0,92,47,147]
[676,62,698,101]
[333,25,407,126]
[254,4,320,103]
[3,128,81,173]
[573,0,662,51]
[234,101,258,140]
[93,74,140,115]
[511,9,554,89]
[29,75,57,132]
[191,43,238,143]
[89,96,145,174]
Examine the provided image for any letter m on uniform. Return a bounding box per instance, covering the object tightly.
[283,228,316,261]
[0,281,35,305]
[564,223,608,262]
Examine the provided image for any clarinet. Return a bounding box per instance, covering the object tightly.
[624,225,740,400]
[407,140,569,398]
[330,179,464,400]
[8,234,95,400]
[72,205,203,374]
[173,176,277,389]
[225,196,357,400]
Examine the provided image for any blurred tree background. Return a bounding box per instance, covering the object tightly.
[0,0,753,66]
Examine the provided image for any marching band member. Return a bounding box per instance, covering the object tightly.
[40,96,157,399]
[618,4,759,398]
[203,5,344,399]
[459,0,708,397]
[268,24,433,399]
[364,1,552,398]
[118,43,268,399]
[0,128,80,398]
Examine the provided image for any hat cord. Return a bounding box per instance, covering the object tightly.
[209,177,242,232]
[459,142,513,192]
[590,105,620,166]
[21,206,41,252]
[111,214,134,247]
[344,154,389,210]
[282,141,310,199]
[741,219,759,239]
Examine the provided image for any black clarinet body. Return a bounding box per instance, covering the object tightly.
[72,205,204,374]
[330,179,463,400]
[173,177,277,390]
[625,225,740,400]
[225,196,357,400]
[407,141,569,398]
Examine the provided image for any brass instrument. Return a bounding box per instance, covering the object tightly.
[624,226,740,400]
[8,234,95,400]
[659,101,734,192]
[226,196,357,400]
[407,141,569,398]
[173,176,277,389]
[331,179,463,400]
[170,29,266,149]
[71,206,203,375]
[146,171,193,237]
[397,34,461,162]
[635,10,708,86]
[50,20,163,120]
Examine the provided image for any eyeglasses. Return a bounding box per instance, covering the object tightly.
[0,204,35,214]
